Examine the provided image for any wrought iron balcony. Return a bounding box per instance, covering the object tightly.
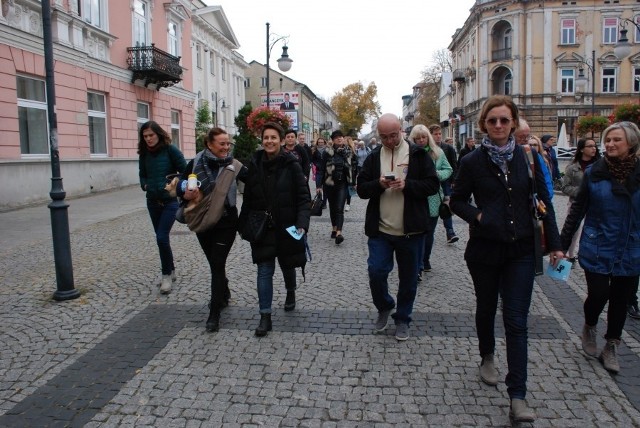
[491,47,512,62]
[126,44,183,90]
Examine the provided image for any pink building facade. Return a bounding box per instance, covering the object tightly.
[0,0,198,210]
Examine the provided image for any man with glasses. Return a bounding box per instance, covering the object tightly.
[357,114,439,341]
[429,124,459,243]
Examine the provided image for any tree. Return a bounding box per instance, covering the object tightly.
[416,49,453,126]
[330,81,381,136]
[232,104,261,165]
[195,101,212,153]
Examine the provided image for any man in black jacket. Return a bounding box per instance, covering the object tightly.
[357,113,439,341]
[283,129,311,182]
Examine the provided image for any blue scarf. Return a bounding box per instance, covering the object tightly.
[481,136,515,174]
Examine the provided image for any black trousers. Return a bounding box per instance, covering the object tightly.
[324,182,347,230]
[196,226,236,310]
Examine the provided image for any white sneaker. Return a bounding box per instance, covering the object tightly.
[160,275,172,294]
[345,204,350,212]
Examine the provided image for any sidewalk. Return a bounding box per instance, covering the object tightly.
[0,186,639,426]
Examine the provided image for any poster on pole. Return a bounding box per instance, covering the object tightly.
[260,91,300,131]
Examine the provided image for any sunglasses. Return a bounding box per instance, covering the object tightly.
[485,117,512,126]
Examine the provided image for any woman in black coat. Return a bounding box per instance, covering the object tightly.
[239,122,311,337]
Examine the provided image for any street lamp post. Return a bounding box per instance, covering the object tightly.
[265,22,293,108]
[576,50,596,117]
[613,18,640,60]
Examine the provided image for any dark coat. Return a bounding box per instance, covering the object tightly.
[316,145,355,188]
[239,149,311,269]
[356,141,440,237]
[450,144,561,265]
[139,144,186,201]
[560,158,640,276]
[285,145,311,180]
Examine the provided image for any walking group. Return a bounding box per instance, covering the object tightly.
[137,95,640,423]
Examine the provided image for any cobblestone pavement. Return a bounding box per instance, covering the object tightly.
[0,185,639,427]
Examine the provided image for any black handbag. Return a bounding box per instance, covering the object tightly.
[242,210,271,243]
[438,192,452,220]
[310,192,323,216]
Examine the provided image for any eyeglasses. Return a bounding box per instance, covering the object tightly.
[379,132,400,141]
[485,117,512,126]
[516,134,531,141]
[584,145,597,148]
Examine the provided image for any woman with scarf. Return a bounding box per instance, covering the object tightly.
[239,122,310,337]
[138,121,187,294]
[179,127,248,333]
[315,130,354,244]
[561,121,640,374]
[559,138,600,263]
[450,96,564,423]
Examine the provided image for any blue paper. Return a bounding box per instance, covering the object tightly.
[546,259,572,281]
[286,225,303,240]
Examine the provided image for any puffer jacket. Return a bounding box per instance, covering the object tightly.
[427,148,453,218]
[559,161,584,200]
[139,144,186,200]
[451,143,561,264]
[356,141,440,237]
[239,149,311,269]
[560,158,640,276]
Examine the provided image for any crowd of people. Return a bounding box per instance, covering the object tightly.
[138,96,640,423]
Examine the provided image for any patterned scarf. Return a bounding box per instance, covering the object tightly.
[195,149,237,207]
[480,135,516,174]
[604,153,638,184]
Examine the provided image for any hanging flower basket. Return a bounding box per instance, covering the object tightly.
[246,106,291,137]
[575,114,609,137]
[610,102,640,127]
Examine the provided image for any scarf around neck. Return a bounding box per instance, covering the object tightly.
[196,149,237,207]
[481,136,515,174]
[604,153,638,183]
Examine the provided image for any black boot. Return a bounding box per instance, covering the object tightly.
[206,307,220,332]
[254,314,272,337]
[284,290,296,312]
[222,278,231,308]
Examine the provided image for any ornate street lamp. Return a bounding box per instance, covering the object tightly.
[575,50,596,116]
[613,18,640,60]
[265,22,293,108]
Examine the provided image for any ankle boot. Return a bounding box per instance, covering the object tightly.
[284,290,296,311]
[479,354,499,386]
[599,339,620,373]
[255,314,272,337]
[206,307,220,332]
[510,399,535,422]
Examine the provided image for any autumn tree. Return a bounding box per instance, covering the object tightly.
[330,82,381,136]
[415,49,453,126]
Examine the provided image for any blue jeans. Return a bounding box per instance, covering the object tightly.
[367,232,422,325]
[419,216,439,270]
[467,253,535,400]
[441,180,455,235]
[146,199,178,275]
[257,259,296,314]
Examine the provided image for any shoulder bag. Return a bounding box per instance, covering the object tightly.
[523,145,550,276]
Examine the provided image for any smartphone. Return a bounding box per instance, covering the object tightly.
[384,173,396,180]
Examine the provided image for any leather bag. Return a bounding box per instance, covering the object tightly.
[241,210,271,243]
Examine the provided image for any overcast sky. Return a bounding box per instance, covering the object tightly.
[209,1,476,132]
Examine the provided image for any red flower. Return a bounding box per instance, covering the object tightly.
[246,106,291,136]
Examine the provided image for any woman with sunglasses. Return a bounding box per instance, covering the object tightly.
[559,138,600,263]
[138,121,187,294]
[561,122,640,374]
[451,95,564,423]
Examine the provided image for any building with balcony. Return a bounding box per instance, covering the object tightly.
[445,0,640,148]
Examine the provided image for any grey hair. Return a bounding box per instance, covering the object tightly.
[601,121,640,157]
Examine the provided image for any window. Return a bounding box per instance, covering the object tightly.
[171,110,180,148]
[221,58,226,81]
[634,68,640,92]
[561,69,575,94]
[244,78,251,88]
[209,52,215,75]
[560,18,576,45]
[603,18,618,44]
[133,0,148,46]
[602,68,616,93]
[17,76,48,155]
[636,16,640,42]
[82,0,105,29]
[196,45,202,69]
[137,102,150,131]
[168,21,178,57]
[261,77,267,88]
[503,73,512,95]
[87,92,107,155]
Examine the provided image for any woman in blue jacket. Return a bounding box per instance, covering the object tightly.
[561,121,640,374]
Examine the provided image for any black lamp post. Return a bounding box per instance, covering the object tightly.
[42,0,80,301]
[576,50,596,117]
[613,18,640,60]
[265,22,293,108]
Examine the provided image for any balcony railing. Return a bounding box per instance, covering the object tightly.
[453,69,466,82]
[492,47,512,62]
[126,44,183,90]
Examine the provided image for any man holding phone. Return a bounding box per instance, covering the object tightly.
[356,114,439,341]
